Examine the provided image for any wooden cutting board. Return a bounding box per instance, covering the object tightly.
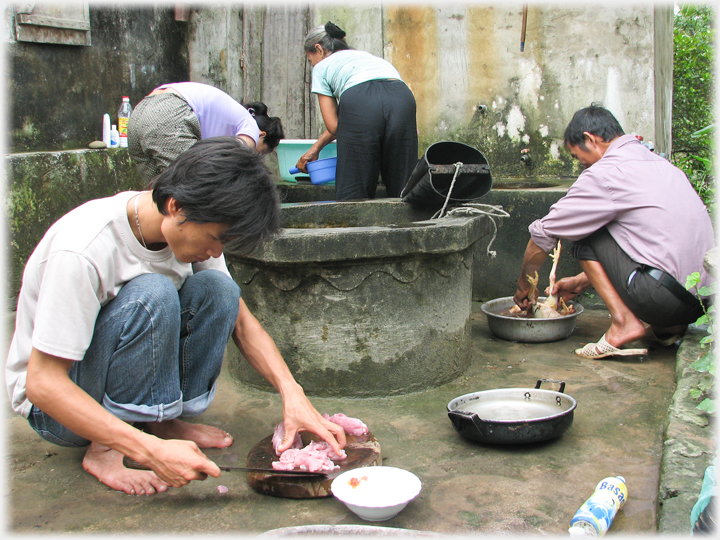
[245,431,382,499]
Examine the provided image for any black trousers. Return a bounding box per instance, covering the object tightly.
[335,80,418,200]
[571,228,704,328]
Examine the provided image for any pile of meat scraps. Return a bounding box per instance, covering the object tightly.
[271,413,368,472]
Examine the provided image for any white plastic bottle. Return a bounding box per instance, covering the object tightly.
[102,113,111,147]
[117,96,132,147]
[110,125,120,148]
[568,476,628,537]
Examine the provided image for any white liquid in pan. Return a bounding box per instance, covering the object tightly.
[457,398,566,421]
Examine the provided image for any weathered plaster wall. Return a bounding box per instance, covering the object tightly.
[187,3,671,179]
[383,3,667,177]
[6,4,189,153]
[6,2,671,166]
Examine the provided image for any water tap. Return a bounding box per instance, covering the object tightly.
[469,104,488,126]
[520,148,532,165]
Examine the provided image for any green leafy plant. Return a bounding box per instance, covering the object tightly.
[675,125,716,219]
[672,5,715,217]
[685,272,716,414]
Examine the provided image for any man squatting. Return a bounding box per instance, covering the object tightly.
[5,137,347,495]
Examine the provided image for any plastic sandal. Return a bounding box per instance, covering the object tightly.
[575,334,648,359]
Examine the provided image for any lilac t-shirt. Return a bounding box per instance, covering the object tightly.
[159,82,260,143]
[529,134,715,287]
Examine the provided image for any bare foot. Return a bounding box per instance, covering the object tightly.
[82,442,170,496]
[143,419,233,448]
[604,317,647,348]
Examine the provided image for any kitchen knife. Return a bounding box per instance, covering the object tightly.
[122,456,327,477]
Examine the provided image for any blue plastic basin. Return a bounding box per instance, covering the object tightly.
[306,157,337,185]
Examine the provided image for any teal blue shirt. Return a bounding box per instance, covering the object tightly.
[311,50,402,101]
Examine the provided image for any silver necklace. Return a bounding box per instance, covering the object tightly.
[134,193,148,249]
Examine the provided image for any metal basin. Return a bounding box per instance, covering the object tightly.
[480,296,583,343]
[447,379,577,445]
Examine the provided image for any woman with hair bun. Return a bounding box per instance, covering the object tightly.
[297,21,418,200]
[128,82,285,181]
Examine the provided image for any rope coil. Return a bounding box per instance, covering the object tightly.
[428,161,510,258]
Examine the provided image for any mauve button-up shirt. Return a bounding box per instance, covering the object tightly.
[529,134,715,287]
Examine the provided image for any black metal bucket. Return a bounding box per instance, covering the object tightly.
[401,141,492,210]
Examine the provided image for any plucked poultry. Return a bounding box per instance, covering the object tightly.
[512,240,575,318]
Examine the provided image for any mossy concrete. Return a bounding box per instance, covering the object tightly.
[656,246,718,534]
[656,330,716,534]
[5,145,594,313]
[5,149,145,309]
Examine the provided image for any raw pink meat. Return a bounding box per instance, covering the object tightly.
[271,421,303,456]
[272,441,347,472]
[323,413,369,436]
[269,413,366,473]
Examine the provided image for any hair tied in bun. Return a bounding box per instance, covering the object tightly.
[324,21,346,40]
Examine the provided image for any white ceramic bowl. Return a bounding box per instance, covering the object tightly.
[330,466,422,521]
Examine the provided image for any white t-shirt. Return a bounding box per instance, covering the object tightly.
[5,191,230,418]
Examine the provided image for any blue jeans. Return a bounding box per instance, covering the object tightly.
[28,270,240,447]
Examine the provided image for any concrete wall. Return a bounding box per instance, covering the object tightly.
[6,4,189,153]
[4,2,672,162]
[187,3,673,178]
[4,149,590,311]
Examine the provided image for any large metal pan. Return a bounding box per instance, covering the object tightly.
[447,379,577,444]
[480,296,583,343]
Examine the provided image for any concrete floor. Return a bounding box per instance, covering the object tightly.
[3,304,707,536]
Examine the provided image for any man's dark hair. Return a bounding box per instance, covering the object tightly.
[563,103,625,150]
[151,136,281,255]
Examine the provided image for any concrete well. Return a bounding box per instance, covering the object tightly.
[224,199,496,397]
